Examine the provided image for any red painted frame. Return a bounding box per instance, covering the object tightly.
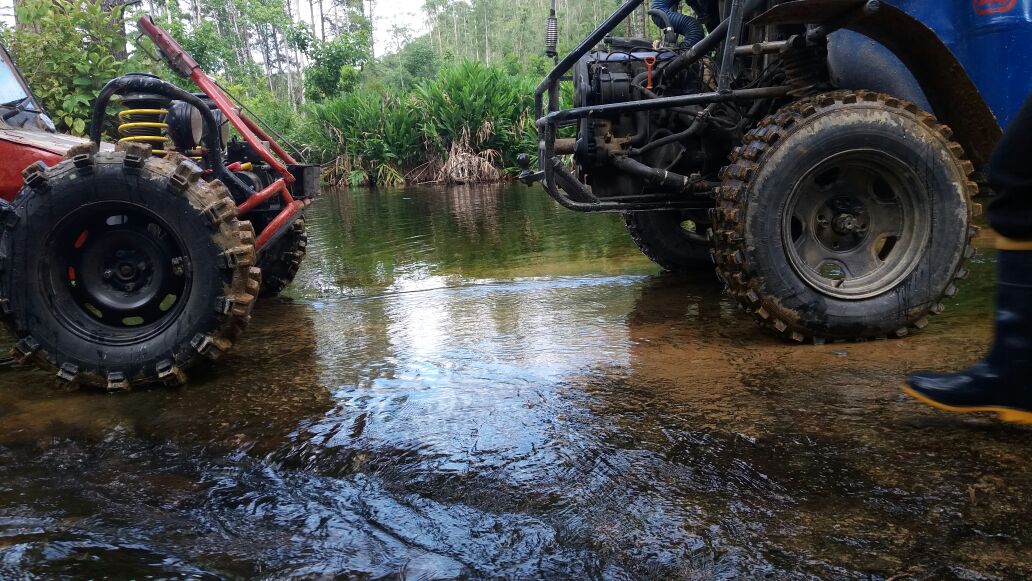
[137,16,306,250]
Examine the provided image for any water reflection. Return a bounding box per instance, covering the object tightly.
[295,184,653,295]
[1,185,1029,579]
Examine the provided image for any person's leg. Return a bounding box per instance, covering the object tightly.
[903,94,1032,424]
[987,94,1032,241]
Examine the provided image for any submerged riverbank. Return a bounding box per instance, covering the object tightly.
[0,185,1027,578]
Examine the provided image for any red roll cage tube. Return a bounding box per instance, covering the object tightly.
[136,15,308,250]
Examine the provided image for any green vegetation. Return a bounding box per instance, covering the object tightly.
[304,62,537,187]
[2,0,146,135]
[1,0,641,185]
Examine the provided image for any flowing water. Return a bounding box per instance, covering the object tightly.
[0,185,1029,579]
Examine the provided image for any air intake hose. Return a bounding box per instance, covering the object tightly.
[650,0,705,46]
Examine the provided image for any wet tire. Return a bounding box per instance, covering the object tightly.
[624,211,714,272]
[0,143,261,389]
[712,91,979,342]
[258,216,307,297]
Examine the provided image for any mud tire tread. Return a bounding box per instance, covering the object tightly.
[624,212,714,272]
[258,216,307,297]
[712,90,978,341]
[0,149,258,389]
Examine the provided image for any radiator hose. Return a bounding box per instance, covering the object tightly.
[650,0,705,46]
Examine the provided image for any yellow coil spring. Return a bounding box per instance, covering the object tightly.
[117,109,169,155]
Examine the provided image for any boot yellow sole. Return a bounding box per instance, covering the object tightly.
[901,385,1032,425]
[995,236,1032,251]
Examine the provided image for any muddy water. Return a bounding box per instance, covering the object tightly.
[0,185,1029,579]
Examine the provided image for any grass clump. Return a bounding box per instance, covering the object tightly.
[307,61,540,187]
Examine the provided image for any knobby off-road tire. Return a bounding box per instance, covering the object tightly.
[624,211,715,272]
[712,91,979,342]
[258,215,307,297]
[0,143,261,389]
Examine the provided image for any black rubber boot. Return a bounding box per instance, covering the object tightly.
[903,248,1032,424]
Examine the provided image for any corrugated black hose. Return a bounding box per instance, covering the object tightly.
[650,0,706,46]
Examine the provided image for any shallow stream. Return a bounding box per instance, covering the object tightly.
[0,185,1028,579]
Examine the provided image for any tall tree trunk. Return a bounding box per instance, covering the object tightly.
[228,5,248,75]
[318,0,325,41]
[273,27,295,109]
[260,25,275,94]
[366,0,376,58]
[282,1,300,108]
[309,0,316,39]
[99,0,129,59]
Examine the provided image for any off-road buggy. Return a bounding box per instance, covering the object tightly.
[0,16,318,389]
[521,0,1029,342]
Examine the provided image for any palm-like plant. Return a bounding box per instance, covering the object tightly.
[308,61,541,186]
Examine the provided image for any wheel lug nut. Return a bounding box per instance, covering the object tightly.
[103,269,113,279]
[125,283,136,292]
[137,262,148,272]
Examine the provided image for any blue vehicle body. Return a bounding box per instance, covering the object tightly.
[830,0,1031,129]
[889,0,1032,128]
[524,0,1009,339]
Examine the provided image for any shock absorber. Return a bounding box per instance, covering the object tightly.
[545,0,558,61]
[117,92,171,155]
[781,43,829,97]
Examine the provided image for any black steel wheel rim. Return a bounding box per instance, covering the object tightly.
[43,202,192,345]
[782,149,930,300]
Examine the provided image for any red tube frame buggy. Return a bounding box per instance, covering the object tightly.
[0,16,320,389]
[136,15,312,250]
